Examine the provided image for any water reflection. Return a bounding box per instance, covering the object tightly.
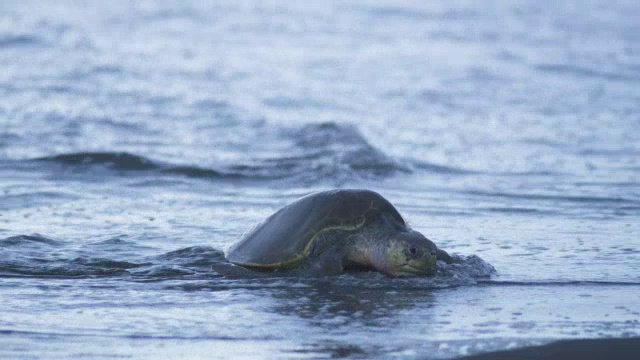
[267,277,442,358]
[269,277,437,329]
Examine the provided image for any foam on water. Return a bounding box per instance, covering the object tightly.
[0,234,495,289]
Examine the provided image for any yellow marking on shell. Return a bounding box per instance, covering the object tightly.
[242,253,307,269]
[300,220,366,256]
[241,198,380,269]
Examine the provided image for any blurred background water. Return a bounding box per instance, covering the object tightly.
[1,0,639,358]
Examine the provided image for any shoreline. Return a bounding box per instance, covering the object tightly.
[458,338,640,360]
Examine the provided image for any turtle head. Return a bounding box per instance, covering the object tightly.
[379,230,438,277]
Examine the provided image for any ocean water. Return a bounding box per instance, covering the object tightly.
[1,0,639,358]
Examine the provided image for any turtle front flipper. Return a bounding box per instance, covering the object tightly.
[303,246,346,276]
[436,248,453,264]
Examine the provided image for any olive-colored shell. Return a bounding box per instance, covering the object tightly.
[226,189,405,268]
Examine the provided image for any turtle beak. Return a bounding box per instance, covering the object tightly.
[403,262,437,276]
[386,260,436,277]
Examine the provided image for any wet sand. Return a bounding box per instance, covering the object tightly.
[459,338,640,360]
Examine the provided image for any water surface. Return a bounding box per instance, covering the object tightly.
[1,0,639,358]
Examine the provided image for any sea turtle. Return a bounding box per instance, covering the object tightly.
[226,189,452,277]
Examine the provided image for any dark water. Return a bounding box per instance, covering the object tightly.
[1,1,639,358]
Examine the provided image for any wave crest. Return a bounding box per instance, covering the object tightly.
[35,152,159,171]
[29,122,409,183]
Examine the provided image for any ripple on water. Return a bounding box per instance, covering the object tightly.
[22,122,412,183]
[0,234,495,289]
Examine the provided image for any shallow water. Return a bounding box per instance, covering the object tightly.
[1,0,639,358]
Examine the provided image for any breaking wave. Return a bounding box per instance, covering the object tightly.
[26,122,422,183]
